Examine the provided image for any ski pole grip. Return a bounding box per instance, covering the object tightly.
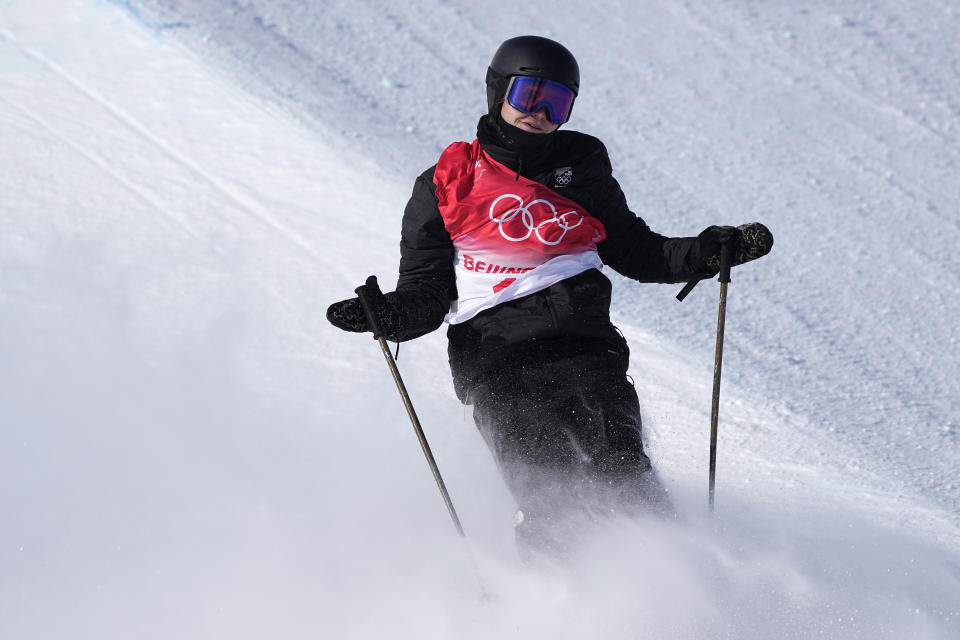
[719,242,733,284]
[355,275,385,340]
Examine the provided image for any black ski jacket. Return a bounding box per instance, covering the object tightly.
[386,114,711,400]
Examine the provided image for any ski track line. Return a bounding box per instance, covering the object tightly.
[1,27,324,323]
[0,28,324,262]
[0,88,204,240]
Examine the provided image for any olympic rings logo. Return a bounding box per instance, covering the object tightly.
[489,194,584,246]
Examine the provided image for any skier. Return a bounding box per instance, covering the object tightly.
[327,35,772,556]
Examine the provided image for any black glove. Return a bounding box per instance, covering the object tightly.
[697,225,739,273]
[696,222,773,273]
[326,296,370,333]
[326,279,403,337]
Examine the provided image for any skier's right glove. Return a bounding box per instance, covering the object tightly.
[326,283,403,338]
[326,297,370,333]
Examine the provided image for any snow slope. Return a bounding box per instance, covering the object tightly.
[1,1,958,638]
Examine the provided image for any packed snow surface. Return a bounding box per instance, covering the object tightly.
[1,0,958,638]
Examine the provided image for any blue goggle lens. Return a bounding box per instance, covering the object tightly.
[505,76,576,124]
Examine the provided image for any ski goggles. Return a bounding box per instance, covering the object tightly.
[504,75,576,124]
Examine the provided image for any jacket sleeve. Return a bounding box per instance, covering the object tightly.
[585,147,711,284]
[384,166,457,341]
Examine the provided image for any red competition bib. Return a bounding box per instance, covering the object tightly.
[434,139,606,324]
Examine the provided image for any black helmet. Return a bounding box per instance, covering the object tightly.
[485,35,580,113]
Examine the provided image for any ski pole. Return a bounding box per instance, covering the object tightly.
[678,224,773,511]
[354,276,466,537]
[707,242,733,512]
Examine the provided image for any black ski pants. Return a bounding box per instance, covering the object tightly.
[467,340,669,552]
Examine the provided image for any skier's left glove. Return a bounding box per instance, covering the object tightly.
[695,222,773,274]
[326,283,403,337]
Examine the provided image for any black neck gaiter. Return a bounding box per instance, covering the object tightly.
[476,112,559,178]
